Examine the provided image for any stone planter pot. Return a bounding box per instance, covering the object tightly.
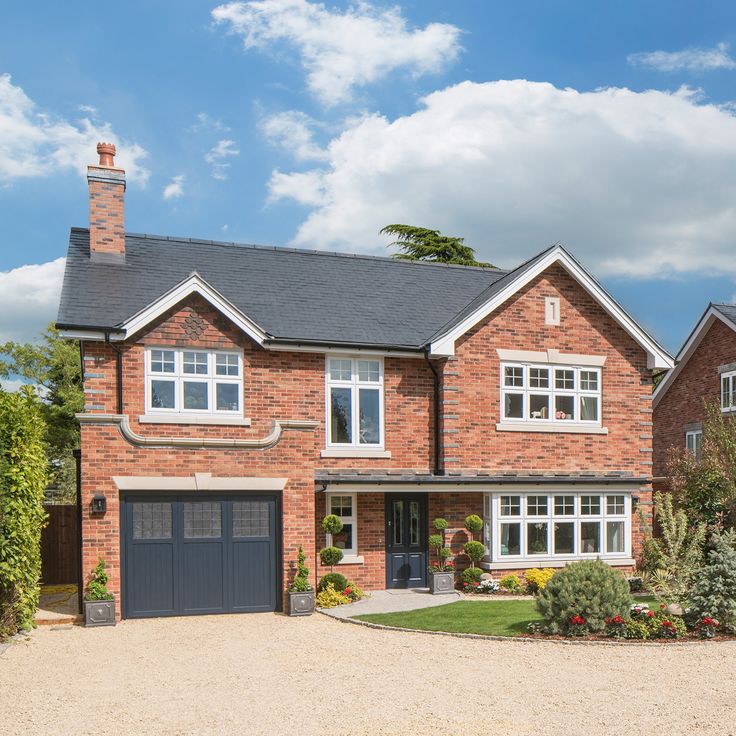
[429,571,455,594]
[289,590,315,616]
[84,597,116,627]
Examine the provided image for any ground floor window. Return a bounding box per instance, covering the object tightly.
[326,493,357,557]
[483,491,631,564]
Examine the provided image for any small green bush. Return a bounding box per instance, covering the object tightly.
[315,583,350,609]
[318,572,348,593]
[428,533,443,550]
[85,560,113,601]
[524,568,556,594]
[535,560,632,634]
[464,514,483,536]
[499,574,523,593]
[463,541,485,569]
[461,567,484,584]
[289,546,313,593]
[319,546,344,569]
[321,514,344,535]
[433,518,448,532]
[689,529,736,633]
[624,619,651,640]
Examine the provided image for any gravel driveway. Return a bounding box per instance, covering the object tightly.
[1,613,735,736]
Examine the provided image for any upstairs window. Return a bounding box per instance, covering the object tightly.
[686,430,703,461]
[722,371,736,412]
[501,363,601,424]
[146,348,242,416]
[327,357,383,448]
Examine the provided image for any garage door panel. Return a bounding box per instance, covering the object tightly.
[123,494,279,619]
[231,540,276,611]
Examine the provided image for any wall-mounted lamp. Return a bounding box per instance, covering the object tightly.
[632,496,640,511]
[91,494,107,514]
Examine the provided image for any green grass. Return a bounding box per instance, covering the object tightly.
[354,595,660,638]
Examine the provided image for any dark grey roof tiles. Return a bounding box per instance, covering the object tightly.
[57,228,509,348]
[713,303,736,324]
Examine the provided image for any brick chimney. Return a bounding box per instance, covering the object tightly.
[87,142,126,260]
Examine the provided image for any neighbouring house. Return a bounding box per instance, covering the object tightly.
[653,303,736,488]
[56,144,674,620]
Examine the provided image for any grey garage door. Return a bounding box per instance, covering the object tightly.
[122,494,280,618]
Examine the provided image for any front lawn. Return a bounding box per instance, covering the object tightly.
[354,596,659,637]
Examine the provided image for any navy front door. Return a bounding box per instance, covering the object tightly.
[122,494,279,618]
[385,493,428,588]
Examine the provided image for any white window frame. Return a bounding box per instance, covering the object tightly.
[145,347,243,418]
[326,492,358,559]
[483,490,631,566]
[500,362,602,427]
[325,356,384,449]
[686,429,703,461]
[722,370,736,412]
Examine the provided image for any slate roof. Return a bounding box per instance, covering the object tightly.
[57,228,512,349]
[713,303,736,325]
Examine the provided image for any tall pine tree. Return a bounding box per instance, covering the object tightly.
[381,224,493,267]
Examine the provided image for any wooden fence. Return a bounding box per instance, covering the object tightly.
[41,504,80,585]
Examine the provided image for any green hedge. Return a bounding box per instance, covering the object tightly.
[0,388,48,639]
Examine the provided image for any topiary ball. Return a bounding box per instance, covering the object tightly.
[433,518,449,532]
[464,540,485,563]
[464,514,483,534]
[319,546,344,567]
[428,533,444,550]
[318,572,348,593]
[322,514,344,535]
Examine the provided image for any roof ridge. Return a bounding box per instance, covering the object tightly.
[69,226,507,274]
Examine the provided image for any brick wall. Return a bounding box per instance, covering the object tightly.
[653,317,736,481]
[87,168,125,256]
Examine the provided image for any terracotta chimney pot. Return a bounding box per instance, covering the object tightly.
[97,142,117,167]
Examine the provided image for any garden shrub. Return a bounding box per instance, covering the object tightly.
[343,580,364,602]
[319,545,344,570]
[315,583,350,609]
[624,619,651,640]
[433,518,448,533]
[318,572,348,593]
[463,541,485,569]
[629,605,687,639]
[321,514,344,535]
[289,546,313,593]
[461,567,483,584]
[499,574,522,593]
[85,560,113,601]
[627,576,644,593]
[0,388,48,640]
[464,514,483,538]
[524,568,555,594]
[535,560,632,634]
[689,529,736,633]
[428,533,452,572]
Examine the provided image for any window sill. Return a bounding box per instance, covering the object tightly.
[481,557,634,570]
[139,414,252,426]
[337,555,364,565]
[320,448,392,458]
[495,422,608,435]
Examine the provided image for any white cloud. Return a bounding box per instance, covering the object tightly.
[190,112,230,133]
[0,74,149,184]
[163,174,185,200]
[268,80,736,278]
[212,0,461,105]
[205,139,240,179]
[261,110,327,161]
[0,378,27,392]
[0,258,65,342]
[628,42,736,72]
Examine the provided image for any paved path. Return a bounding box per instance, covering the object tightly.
[321,588,462,618]
[1,612,735,735]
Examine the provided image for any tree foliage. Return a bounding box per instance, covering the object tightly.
[381,224,494,267]
[668,402,736,529]
[0,388,49,638]
[0,324,82,502]
[689,529,736,632]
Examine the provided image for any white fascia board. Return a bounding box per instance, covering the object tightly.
[652,306,736,408]
[120,273,268,344]
[429,247,674,370]
[58,329,123,341]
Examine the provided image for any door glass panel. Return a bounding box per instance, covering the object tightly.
[184,502,222,538]
[330,387,352,443]
[358,388,380,444]
[527,522,548,554]
[554,522,574,554]
[133,502,172,539]
[233,501,269,537]
[409,501,420,545]
[392,500,404,545]
[500,523,520,555]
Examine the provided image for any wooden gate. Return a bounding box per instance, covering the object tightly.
[41,505,80,585]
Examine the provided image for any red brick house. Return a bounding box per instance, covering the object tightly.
[653,303,736,485]
[56,145,673,619]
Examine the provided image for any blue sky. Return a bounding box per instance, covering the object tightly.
[2,0,736,354]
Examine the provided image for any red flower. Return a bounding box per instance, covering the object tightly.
[646,610,655,618]
[344,588,352,595]
[613,615,622,624]
[605,617,611,625]
[570,615,586,626]
[662,620,673,627]
[472,582,479,587]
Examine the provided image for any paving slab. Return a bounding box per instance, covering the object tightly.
[320,588,462,619]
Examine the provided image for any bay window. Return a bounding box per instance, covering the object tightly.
[501,362,601,425]
[326,357,383,448]
[484,491,631,564]
[146,347,243,416]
